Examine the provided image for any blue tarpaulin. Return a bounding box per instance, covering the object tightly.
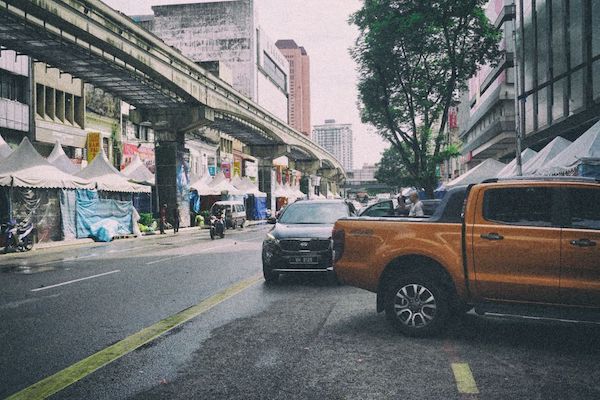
[75,189,134,242]
[251,195,267,220]
[190,191,201,213]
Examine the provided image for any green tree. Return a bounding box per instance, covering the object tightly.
[351,0,501,196]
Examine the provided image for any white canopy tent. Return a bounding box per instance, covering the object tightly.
[121,154,155,186]
[0,137,93,189]
[0,133,12,161]
[522,136,572,175]
[190,173,219,195]
[208,172,243,196]
[496,148,538,177]
[47,141,81,175]
[538,120,600,175]
[232,176,267,197]
[446,158,506,188]
[77,150,150,193]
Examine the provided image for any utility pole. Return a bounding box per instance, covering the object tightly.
[512,8,524,176]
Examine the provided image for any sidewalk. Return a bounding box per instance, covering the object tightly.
[30,219,267,251]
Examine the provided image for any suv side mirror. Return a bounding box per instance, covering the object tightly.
[267,217,277,224]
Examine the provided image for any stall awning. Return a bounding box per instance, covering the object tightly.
[77,150,151,193]
[496,148,538,177]
[446,159,506,188]
[523,137,572,175]
[190,173,219,195]
[0,133,12,161]
[208,172,243,196]
[47,141,81,175]
[121,154,155,186]
[0,137,93,189]
[539,120,600,175]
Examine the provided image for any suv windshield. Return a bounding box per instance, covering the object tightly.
[278,202,350,225]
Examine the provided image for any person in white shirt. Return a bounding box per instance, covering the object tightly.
[408,192,424,217]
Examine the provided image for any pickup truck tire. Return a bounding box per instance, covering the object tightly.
[384,274,451,337]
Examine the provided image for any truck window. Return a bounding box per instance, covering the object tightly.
[566,188,600,230]
[483,187,555,227]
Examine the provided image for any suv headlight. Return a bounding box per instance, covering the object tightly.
[265,233,279,244]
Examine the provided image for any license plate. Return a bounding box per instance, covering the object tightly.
[289,256,318,265]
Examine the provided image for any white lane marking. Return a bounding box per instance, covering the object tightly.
[31,270,121,292]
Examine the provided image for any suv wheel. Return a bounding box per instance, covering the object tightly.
[263,265,279,283]
[384,274,450,337]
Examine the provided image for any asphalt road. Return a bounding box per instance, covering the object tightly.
[1,227,600,399]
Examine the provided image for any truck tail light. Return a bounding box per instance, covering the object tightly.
[332,228,345,263]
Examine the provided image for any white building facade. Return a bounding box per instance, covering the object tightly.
[312,119,353,172]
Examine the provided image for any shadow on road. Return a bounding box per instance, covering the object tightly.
[446,313,600,354]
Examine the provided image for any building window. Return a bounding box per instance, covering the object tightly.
[0,70,27,103]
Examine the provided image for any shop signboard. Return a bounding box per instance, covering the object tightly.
[86,132,101,162]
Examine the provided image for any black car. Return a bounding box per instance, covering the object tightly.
[262,200,356,282]
[359,198,441,217]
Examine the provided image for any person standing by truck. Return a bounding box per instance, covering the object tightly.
[408,192,424,217]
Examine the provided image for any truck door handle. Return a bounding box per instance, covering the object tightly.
[570,239,597,247]
[480,232,504,241]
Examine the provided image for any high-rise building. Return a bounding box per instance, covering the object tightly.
[275,40,311,136]
[313,119,353,172]
[458,0,517,167]
[132,0,290,123]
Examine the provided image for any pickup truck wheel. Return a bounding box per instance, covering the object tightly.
[384,275,450,337]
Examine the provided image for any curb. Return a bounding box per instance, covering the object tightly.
[5,220,269,253]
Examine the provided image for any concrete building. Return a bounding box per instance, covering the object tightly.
[0,49,30,148]
[313,119,353,172]
[133,0,290,123]
[515,0,600,148]
[348,164,377,184]
[458,0,517,167]
[276,40,311,136]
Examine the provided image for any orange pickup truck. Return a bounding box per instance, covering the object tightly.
[332,178,600,337]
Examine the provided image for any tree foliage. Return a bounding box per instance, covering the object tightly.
[350,0,501,195]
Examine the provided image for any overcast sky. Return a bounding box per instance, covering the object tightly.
[103,0,388,169]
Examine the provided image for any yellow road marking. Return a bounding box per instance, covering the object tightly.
[6,274,262,400]
[451,363,479,394]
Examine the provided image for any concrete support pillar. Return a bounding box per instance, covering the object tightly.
[319,178,329,198]
[154,129,191,227]
[258,158,275,212]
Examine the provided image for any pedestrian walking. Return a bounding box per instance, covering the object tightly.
[173,206,180,234]
[408,192,424,217]
[159,203,167,234]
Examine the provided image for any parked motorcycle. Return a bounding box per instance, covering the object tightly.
[209,211,225,240]
[1,220,34,253]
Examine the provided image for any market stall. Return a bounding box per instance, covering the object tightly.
[121,154,155,213]
[538,120,600,177]
[189,174,218,213]
[233,177,267,220]
[0,137,93,243]
[74,150,150,241]
[445,159,506,189]
[496,148,538,177]
[522,137,572,175]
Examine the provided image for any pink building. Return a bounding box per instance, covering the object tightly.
[275,40,311,137]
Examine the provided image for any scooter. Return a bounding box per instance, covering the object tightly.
[1,220,34,253]
[209,212,225,240]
